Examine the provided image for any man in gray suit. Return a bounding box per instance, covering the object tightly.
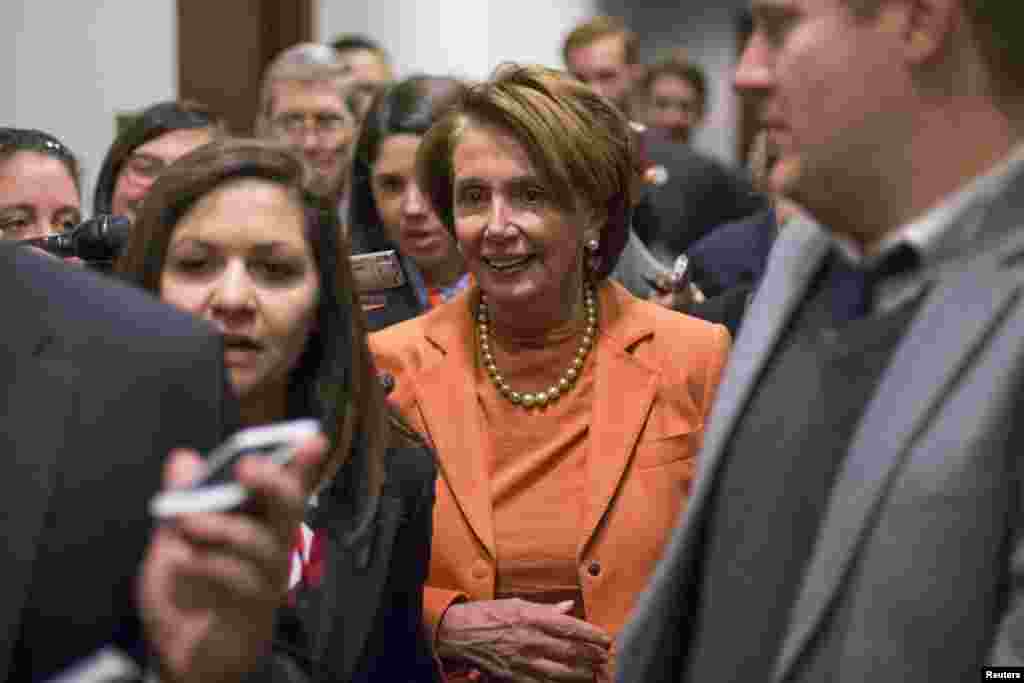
[618,0,1024,681]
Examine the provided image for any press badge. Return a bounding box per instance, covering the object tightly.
[351,250,406,293]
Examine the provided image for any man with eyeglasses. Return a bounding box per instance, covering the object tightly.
[94,100,224,223]
[257,43,357,206]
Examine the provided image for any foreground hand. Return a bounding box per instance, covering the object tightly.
[137,434,327,683]
[648,272,705,311]
[437,598,612,682]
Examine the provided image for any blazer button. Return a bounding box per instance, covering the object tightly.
[472,561,489,580]
[587,561,602,577]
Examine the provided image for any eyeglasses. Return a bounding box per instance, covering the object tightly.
[271,112,351,139]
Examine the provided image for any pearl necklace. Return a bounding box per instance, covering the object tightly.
[477,284,598,409]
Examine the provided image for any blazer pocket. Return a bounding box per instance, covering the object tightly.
[633,431,700,470]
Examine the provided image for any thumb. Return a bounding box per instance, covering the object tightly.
[288,433,330,497]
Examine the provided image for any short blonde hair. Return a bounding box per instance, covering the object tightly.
[416,63,635,279]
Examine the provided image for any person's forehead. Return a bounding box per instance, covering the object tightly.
[454,123,538,177]
[374,134,420,172]
[339,50,390,81]
[174,179,306,242]
[571,34,627,69]
[651,73,698,97]
[0,152,79,205]
[271,79,347,114]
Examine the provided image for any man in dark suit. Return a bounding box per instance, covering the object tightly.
[688,207,778,298]
[0,245,323,682]
[619,0,1024,681]
[563,15,764,259]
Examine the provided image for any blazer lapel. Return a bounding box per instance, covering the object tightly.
[774,242,1024,682]
[410,296,497,559]
[316,493,402,681]
[0,328,76,679]
[685,220,831,522]
[579,284,658,557]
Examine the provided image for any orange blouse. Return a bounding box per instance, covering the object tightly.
[475,316,596,618]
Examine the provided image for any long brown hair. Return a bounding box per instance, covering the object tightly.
[118,137,393,540]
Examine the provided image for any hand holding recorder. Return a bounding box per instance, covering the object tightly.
[138,419,327,682]
[647,254,707,311]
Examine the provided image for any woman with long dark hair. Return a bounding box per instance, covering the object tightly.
[348,75,470,330]
[119,138,438,682]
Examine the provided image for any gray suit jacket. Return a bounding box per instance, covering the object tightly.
[612,229,671,300]
[617,165,1024,682]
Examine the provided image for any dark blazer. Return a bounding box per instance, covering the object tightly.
[620,161,1024,682]
[0,246,234,682]
[634,130,765,260]
[254,442,439,683]
[687,208,778,298]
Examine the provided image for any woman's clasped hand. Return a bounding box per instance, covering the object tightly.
[439,599,612,682]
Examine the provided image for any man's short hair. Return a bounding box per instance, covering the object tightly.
[839,0,1024,102]
[641,55,708,114]
[330,33,390,62]
[562,15,639,67]
[258,43,352,123]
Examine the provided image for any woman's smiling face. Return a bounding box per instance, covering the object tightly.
[452,121,598,318]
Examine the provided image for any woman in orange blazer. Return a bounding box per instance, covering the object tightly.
[370,64,729,682]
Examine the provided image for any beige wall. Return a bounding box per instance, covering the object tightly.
[0,0,177,214]
[318,0,597,82]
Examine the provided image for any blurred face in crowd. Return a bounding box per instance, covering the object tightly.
[566,34,637,112]
[160,178,319,401]
[112,127,214,221]
[0,151,80,241]
[371,133,461,284]
[734,0,904,216]
[338,49,393,86]
[268,79,356,199]
[646,73,703,144]
[452,122,597,319]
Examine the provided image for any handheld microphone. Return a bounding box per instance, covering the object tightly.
[20,215,131,263]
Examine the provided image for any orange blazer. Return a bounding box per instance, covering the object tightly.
[369,280,730,644]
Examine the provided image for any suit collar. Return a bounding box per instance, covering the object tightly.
[774,250,1022,682]
[407,281,658,559]
[772,170,1024,681]
[580,282,659,556]
[684,219,831,529]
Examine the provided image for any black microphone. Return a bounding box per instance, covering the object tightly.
[21,215,131,263]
